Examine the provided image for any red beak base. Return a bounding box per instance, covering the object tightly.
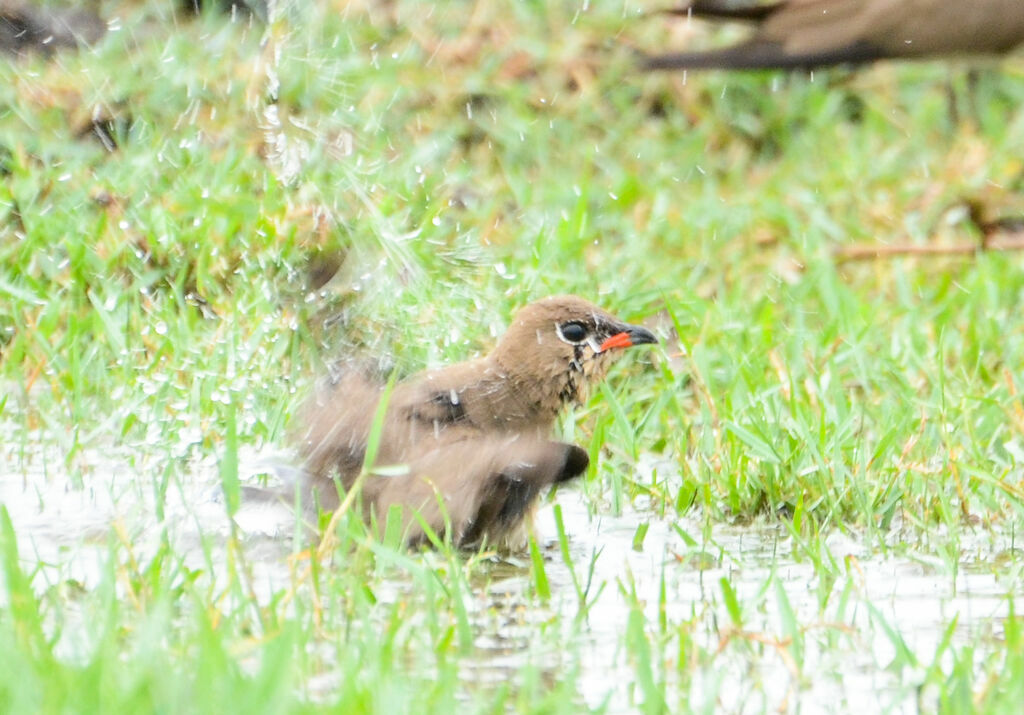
[599,332,634,352]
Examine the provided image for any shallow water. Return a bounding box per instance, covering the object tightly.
[1,436,1018,712]
[527,492,1012,712]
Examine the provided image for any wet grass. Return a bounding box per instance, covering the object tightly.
[2,0,1024,712]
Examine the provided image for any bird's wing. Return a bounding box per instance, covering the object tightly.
[404,388,469,426]
[369,438,589,548]
[644,0,885,69]
[671,0,780,22]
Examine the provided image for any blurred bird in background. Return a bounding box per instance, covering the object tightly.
[643,0,1024,71]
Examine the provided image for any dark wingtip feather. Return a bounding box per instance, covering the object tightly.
[641,41,883,71]
[559,444,590,482]
[664,1,778,22]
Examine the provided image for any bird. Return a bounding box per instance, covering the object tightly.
[179,0,268,21]
[642,0,1024,71]
[0,2,106,57]
[293,295,658,549]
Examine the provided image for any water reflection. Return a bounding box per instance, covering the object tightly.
[2,438,1018,712]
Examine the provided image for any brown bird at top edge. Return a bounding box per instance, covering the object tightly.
[642,0,1024,71]
[294,295,658,550]
[0,2,106,57]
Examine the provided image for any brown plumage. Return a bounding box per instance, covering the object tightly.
[294,296,657,549]
[643,0,1024,71]
[0,2,105,57]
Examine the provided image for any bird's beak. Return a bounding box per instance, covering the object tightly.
[599,324,658,352]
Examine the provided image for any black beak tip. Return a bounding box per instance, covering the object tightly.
[627,325,658,346]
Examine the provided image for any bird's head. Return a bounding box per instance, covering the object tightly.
[491,295,658,411]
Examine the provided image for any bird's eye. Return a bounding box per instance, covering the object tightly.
[559,321,587,343]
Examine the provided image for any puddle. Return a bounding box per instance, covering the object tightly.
[524,492,1014,712]
[1,435,1020,712]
